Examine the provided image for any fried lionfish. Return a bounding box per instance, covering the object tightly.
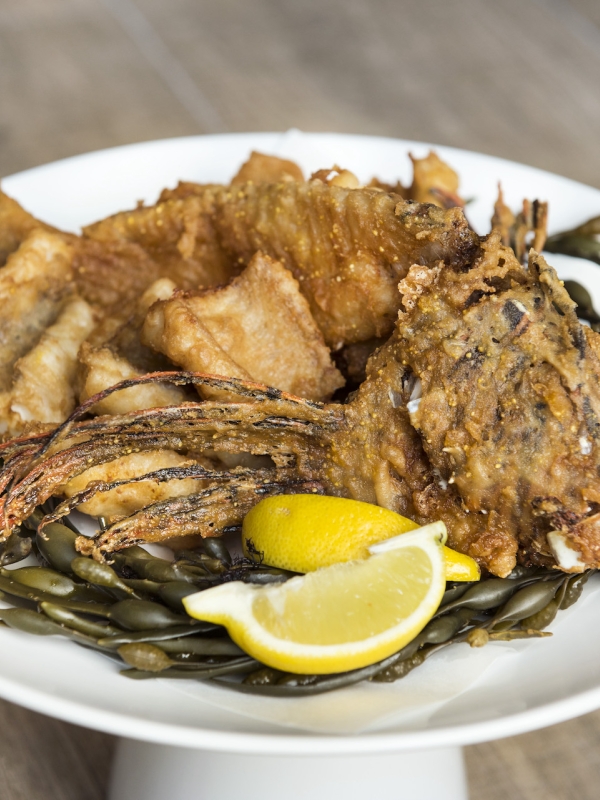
[3,230,600,577]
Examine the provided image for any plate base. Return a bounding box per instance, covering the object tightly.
[108,738,468,800]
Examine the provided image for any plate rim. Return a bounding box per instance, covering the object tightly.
[3,131,600,753]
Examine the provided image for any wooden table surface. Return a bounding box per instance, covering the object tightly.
[2,1,600,797]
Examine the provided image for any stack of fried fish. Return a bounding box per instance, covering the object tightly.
[0,148,596,580]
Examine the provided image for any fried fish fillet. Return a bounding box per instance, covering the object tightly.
[0,191,55,266]
[79,278,188,415]
[82,191,234,292]
[85,181,479,349]
[71,237,163,316]
[8,297,97,432]
[370,151,464,209]
[396,232,600,574]
[0,230,75,391]
[142,252,344,401]
[72,278,203,520]
[61,450,209,521]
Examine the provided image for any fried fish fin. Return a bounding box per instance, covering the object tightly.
[491,184,548,264]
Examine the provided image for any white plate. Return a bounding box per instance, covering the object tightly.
[2,131,600,755]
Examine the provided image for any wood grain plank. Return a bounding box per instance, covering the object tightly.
[0,699,113,800]
[467,710,600,800]
[136,0,600,186]
[0,0,198,178]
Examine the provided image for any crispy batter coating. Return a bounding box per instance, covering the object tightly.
[142,252,344,401]
[396,234,600,575]
[333,338,385,386]
[79,278,188,414]
[409,151,463,208]
[231,151,304,184]
[0,230,75,392]
[9,297,97,432]
[0,192,55,265]
[71,237,162,315]
[324,330,482,570]
[84,181,479,349]
[82,192,235,292]
[2,158,588,576]
[210,182,478,348]
[370,151,464,209]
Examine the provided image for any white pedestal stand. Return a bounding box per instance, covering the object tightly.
[108,738,468,800]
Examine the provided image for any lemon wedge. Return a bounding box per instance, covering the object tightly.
[242,495,480,582]
[184,522,447,674]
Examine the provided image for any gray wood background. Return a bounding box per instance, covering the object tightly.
[2,0,600,797]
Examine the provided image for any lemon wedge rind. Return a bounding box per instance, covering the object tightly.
[242,494,480,582]
[184,523,447,674]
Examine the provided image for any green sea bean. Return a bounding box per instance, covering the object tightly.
[22,508,44,532]
[241,568,296,585]
[3,566,77,598]
[98,624,217,649]
[225,649,413,696]
[276,673,318,687]
[490,580,562,627]
[370,652,426,683]
[243,668,283,686]
[560,572,591,609]
[158,581,201,612]
[159,637,243,657]
[199,538,232,566]
[0,607,66,636]
[108,599,191,631]
[420,608,476,645]
[121,578,163,596]
[0,530,32,566]
[117,643,173,672]
[36,523,79,573]
[521,598,560,630]
[122,657,258,681]
[441,583,472,606]
[0,572,112,615]
[71,557,136,596]
[40,602,118,638]
[546,234,600,268]
[436,578,520,614]
[489,629,552,641]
